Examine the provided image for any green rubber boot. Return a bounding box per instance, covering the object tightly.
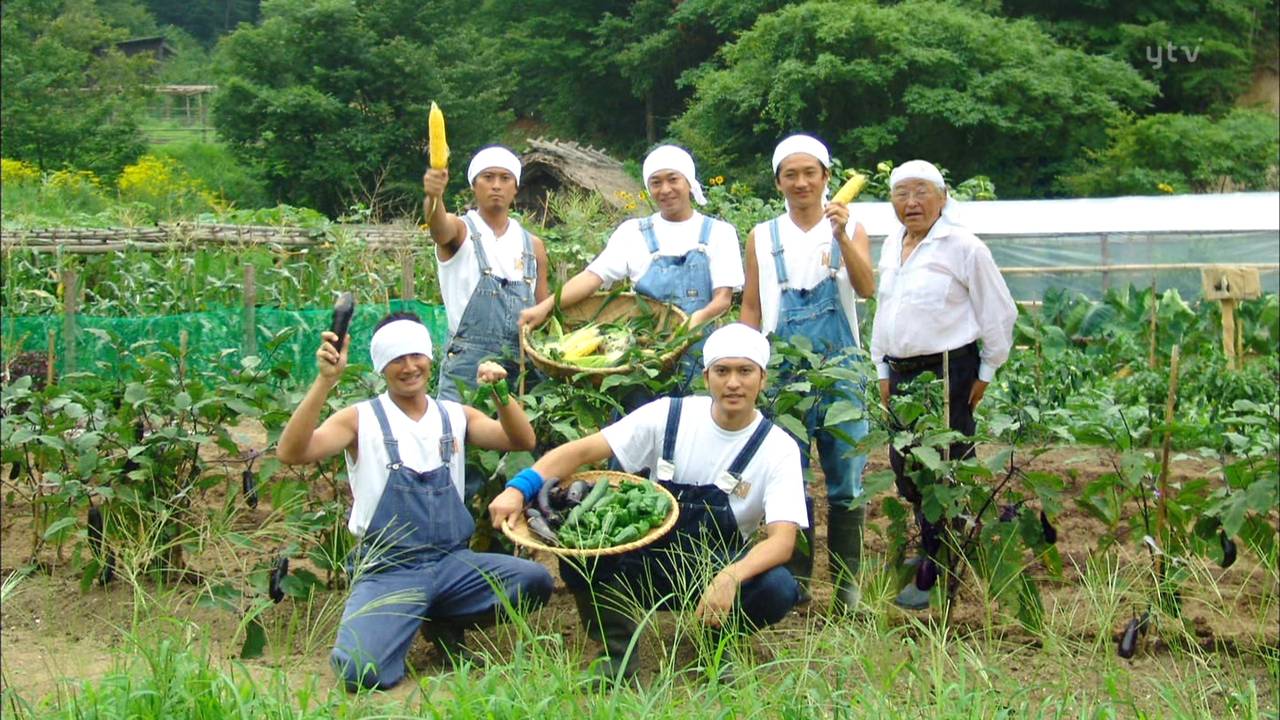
[827,504,864,614]
[572,588,638,687]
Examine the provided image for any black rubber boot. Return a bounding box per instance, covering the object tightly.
[827,504,864,614]
[420,612,493,666]
[785,496,816,604]
[572,588,638,687]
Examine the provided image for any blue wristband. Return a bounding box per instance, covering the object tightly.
[506,467,544,501]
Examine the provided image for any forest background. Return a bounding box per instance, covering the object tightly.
[2,0,1278,221]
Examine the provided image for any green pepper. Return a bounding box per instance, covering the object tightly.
[611,525,641,545]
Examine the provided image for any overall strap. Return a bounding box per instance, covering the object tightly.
[726,415,775,478]
[827,234,843,278]
[462,215,492,275]
[368,397,404,470]
[520,226,536,285]
[639,217,660,255]
[769,218,789,288]
[696,216,713,248]
[661,396,683,465]
[436,399,455,464]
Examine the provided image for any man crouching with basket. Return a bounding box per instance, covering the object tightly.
[277,312,553,692]
[488,323,807,685]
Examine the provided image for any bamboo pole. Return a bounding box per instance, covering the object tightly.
[401,255,415,302]
[1148,277,1158,369]
[1155,345,1181,576]
[942,349,951,463]
[46,328,57,387]
[242,264,257,358]
[179,329,188,381]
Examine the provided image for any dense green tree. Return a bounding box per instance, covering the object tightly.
[143,0,260,46]
[213,0,515,217]
[1000,0,1276,114]
[1,0,153,178]
[1062,108,1279,195]
[672,0,1158,196]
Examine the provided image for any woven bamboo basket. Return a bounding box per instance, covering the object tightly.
[502,470,680,558]
[520,292,691,383]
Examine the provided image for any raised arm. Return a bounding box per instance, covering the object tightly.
[740,229,763,330]
[423,168,469,259]
[518,269,605,329]
[277,331,359,465]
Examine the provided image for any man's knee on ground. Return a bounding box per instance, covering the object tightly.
[740,565,800,628]
[512,562,554,607]
[331,646,398,693]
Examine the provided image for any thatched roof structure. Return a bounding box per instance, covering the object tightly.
[517,138,642,215]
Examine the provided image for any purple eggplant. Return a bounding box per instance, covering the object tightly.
[269,556,288,603]
[329,292,355,345]
[525,508,559,546]
[242,468,258,509]
[1219,531,1237,569]
[1040,511,1058,545]
[916,557,938,591]
[565,479,591,505]
[998,503,1020,523]
[536,477,562,527]
[1118,617,1140,659]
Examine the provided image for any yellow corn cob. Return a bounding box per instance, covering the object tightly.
[428,101,449,169]
[831,172,868,204]
[560,325,603,360]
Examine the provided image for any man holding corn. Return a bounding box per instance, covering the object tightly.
[741,134,876,614]
[518,144,742,384]
[423,146,551,404]
[871,160,1016,610]
[489,324,807,685]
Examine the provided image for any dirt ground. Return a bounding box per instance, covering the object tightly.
[2,442,1277,706]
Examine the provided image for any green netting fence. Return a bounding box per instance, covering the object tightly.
[2,300,449,385]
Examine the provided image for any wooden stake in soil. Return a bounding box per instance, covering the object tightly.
[46,328,57,387]
[400,255,415,301]
[1155,345,1181,576]
[179,330,189,381]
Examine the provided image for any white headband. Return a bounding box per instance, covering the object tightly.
[772,134,831,174]
[467,146,522,186]
[702,323,771,371]
[888,159,963,226]
[642,145,707,206]
[889,159,946,190]
[370,320,433,374]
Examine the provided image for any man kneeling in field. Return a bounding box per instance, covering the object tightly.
[488,323,806,683]
[277,312,553,692]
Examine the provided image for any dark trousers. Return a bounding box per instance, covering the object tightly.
[887,342,979,557]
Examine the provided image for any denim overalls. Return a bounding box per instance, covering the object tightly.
[768,218,869,510]
[560,397,800,630]
[633,215,715,316]
[330,397,551,691]
[437,216,536,403]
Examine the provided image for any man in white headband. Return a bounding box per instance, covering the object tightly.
[740,133,877,614]
[423,144,550,404]
[277,311,552,691]
[488,323,807,686]
[519,144,742,376]
[869,159,1016,611]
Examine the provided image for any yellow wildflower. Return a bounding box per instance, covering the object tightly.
[1156,182,1174,194]
[1,158,41,186]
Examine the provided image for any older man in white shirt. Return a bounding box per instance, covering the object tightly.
[869,160,1016,610]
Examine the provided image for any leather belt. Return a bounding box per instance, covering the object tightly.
[884,342,977,374]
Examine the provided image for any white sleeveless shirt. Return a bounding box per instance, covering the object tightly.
[437,210,535,335]
[342,394,469,537]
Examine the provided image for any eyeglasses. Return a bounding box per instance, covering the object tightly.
[890,186,938,202]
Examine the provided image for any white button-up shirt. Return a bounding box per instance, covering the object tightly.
[870,217,1016,382]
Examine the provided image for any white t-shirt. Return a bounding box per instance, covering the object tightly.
[751,214,864,345]
[343,394,469,537]
[437,210,535,335]
[586,212,744,292]
[600,396,807,541]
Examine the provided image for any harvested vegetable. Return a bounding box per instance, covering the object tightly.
[428,102,449,169]
[330,291,354,345]
[831,172,869,204]
[527,293,691,371]
[527,479,672,550]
